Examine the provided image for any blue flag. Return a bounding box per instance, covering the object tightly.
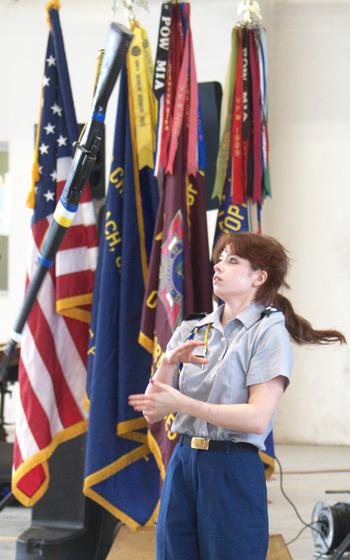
[83,66,159,528]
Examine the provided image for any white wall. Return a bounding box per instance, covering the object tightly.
[264,0,350,444]
[0,0,349,444]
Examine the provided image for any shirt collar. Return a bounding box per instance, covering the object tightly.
[195,304,224,330]
[236,302,265,329]
[195,302,265,330]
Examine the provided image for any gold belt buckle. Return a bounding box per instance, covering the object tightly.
[191,437,210,451]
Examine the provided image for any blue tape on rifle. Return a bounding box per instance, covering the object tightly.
[61,199,78,213]
[37,253,53,269]
[92,112,105,123]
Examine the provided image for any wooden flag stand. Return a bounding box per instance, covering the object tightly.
[107,526,293,560]
[268,534,294,560]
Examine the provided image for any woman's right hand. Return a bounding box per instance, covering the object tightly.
[163,340,209,367]
[131,341,208,423]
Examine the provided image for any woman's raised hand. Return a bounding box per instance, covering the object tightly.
[163,340,209,366]
[128,340,208,423]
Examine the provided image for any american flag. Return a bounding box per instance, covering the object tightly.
[12,11,98,506]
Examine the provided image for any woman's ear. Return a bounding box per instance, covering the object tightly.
[253,270,268,287]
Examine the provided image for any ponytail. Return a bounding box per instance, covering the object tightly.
[213,232,347,346]
[273,294,346,346]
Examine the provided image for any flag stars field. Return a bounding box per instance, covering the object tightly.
[44,123,55,135]
[51,103,62,116]
[39,143,49,155]
[50,170,57,181]
[43,189,55,202]
[46,55,56,66]
[57,135,67,147]
[43,75,51,87]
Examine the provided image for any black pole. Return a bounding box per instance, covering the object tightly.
[0,491,14,512]
[0,22,133,388]
[0,381,10,441]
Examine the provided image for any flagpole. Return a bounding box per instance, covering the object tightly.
[0,22,133,387]
[0,491,14,512]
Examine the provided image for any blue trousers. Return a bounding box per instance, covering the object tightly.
[156,440,268,560]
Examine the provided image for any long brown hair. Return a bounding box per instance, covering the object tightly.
[213,233,346,345]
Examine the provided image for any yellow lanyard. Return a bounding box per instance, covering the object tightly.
[184,323,212,371]
[201,323,212,370]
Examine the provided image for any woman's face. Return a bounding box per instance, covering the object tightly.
[213,245,265,302]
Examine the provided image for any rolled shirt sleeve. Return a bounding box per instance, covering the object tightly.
[246,321,293,389]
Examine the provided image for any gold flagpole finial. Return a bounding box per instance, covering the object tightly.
[45,0,61,28]
[237,0,262,26]
[46,0,61,11]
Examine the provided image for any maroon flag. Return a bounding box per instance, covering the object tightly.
[139,2,212,475]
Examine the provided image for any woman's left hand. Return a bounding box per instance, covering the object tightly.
[128,380,186,419]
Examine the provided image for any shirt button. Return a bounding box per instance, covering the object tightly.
[221,336,225,341]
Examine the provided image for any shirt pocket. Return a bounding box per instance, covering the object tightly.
[220,350,249,404]
[178,363,206,395]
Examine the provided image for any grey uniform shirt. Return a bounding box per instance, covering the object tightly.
[166,302,293,451]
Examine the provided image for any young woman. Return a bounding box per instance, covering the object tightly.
[129,232,345,560]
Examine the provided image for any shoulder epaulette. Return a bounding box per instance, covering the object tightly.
[184,312,207,321]
[260,306,279,319]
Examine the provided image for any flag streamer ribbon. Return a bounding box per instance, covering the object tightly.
[213,26,270,210]
[128,22,157,169]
